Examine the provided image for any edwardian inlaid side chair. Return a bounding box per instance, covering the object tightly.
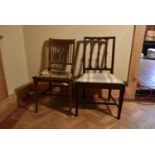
[33,38,75,114]
[75,36,125,119]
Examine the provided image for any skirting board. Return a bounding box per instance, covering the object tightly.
[0,94,17,123]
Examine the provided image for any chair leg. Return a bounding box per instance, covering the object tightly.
[82,88,86,100]
[35,95,38,113]
[34,80,38,113]
[48,82,52,95]
[75,84,78,116]
[117,85,125,119]
[68,82,72,115]
[108,89,111,101]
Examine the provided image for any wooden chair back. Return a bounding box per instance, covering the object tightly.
[83,37,115,74]
[48,38,75,73]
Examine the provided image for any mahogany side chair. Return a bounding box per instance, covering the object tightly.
[33,38,75,114]
[75,36,125,119]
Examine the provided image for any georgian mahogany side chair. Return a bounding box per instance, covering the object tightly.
[33,38,75,114]
[75,36,125,119]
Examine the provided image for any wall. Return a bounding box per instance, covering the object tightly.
[23,25,134,82]
[0,25,135,95]
[0,26,29,95]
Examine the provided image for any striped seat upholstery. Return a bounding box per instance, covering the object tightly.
[75,72,123,84]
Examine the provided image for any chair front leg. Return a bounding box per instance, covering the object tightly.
[48,82,52,95]
[82,87,86,100]
[108,89,111,101]
[34,79,38,113]
[75,83,79,116]
[117,85,125,119]
[68,81,72,115]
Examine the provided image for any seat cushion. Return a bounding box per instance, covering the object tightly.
[75,72,123,84]
[36,69,72,79]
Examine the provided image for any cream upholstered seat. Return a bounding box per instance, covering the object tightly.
[76,72,123,84]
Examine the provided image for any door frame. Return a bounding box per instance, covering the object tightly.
[0,36,8,101]
[126,25,146,99]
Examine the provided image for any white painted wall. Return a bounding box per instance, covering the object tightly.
[0,25,134,96]
[0,26,29,95]
[23,25,134,81]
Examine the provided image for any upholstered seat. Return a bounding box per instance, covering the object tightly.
[75,72,123,84]
[36,69,72,79]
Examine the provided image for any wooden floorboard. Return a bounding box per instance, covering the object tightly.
[1,95,154,129]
